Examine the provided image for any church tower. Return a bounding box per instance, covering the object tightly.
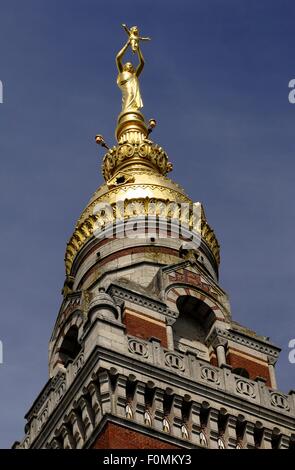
[15,27,295,450]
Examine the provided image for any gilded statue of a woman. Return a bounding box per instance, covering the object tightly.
[116,33,146,112]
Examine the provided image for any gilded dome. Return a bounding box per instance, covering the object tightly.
[64,134,220,275]
[77,169,191,227]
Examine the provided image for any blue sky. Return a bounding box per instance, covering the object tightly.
[0,0,295,448]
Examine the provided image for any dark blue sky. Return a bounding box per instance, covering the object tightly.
[0,0,295,448]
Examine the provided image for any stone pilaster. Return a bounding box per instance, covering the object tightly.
[279,435,290,449]
[115,375,128,418]
[78,396,94,441]
[98,370,112,415]
[226,415,237,449]
[208,408,219,449]
[261,428,273,449]
[165,317,175,350]
[245,422,256,449]
[69,409,85,449]
[171,395,183,439]
[190,402,202,446]
[267,356,277,389]
[153,389,165,432]
[134,382,146,426]
[88,380,102,426]
[60,424,75,449]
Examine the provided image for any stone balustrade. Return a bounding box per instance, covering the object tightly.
[15,334,295,449]
[126,335,295,416]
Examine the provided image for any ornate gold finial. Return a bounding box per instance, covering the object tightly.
[147,118,157,136]
[116,25,151,143]
[95,134,109,150]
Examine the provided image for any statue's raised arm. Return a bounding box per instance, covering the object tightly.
[116,40,129,73]
[135,44,145,77]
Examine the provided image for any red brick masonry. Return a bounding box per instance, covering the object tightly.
[124,309,168,348]
[93,422,179,449]
[227,348,271,387]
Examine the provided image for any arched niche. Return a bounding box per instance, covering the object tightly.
[58,325,82,366]
[173,295,215,358]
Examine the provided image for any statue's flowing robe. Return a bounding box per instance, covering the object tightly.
[117,71,143,111]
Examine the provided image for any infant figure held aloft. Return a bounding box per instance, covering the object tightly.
[122,24,151,53]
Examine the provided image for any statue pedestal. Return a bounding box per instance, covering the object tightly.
[116,110,148,144]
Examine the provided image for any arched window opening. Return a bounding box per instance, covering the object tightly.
[125,403,133,419]
[217,437,225,449]
[174,295,215,356]
[125,378,136,419]
[162,417,170,433]
[59,326,81,366]
[144,410,152,426]
[181,424,189,440]
[199,431,208,447]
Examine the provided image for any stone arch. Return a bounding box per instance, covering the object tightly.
[165,285,226,321]
[57,310,84,343]
[58,325,81,366]
[165,285,226,358]
[52,311,84,367]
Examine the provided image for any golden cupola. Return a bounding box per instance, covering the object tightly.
[64,25,220,281]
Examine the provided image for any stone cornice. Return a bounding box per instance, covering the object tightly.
[108,283,178,319]
[206,328,280,358]
[25,372,65,422]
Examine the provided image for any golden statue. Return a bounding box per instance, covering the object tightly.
[116,25,150,112]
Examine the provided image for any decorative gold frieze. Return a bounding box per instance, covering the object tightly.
[65,197,220,275]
